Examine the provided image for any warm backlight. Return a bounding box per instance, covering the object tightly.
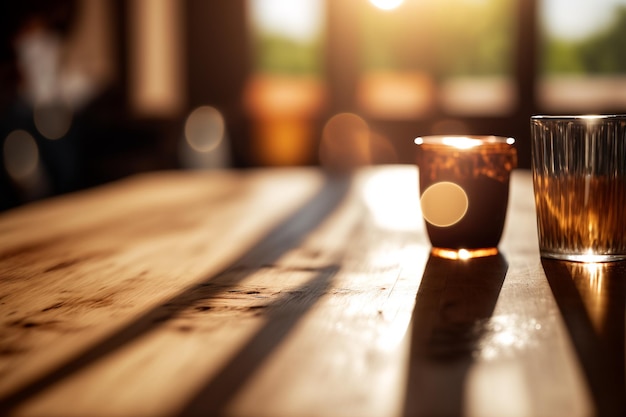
[369,0,404,11]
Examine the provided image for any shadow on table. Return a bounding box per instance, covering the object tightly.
[178,263,338,415]
[402,253,508,417]
[0,173,351,416]
[542,259,626,417]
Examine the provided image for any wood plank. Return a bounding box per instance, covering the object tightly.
[0,166,607,417]
[0,168,327,414]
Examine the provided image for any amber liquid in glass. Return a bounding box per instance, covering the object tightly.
[418,143,516,251]
[534,174,626,260]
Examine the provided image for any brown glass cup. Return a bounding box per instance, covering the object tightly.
[415,135,517,259]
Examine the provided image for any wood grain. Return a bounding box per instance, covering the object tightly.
[0,166,621,417]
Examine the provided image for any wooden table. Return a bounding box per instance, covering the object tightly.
[0,165,624,417]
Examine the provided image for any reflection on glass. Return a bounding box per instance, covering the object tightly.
[539,0,626,110]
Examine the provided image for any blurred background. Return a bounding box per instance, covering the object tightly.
[2,0,626,210]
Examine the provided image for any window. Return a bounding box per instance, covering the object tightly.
[245,0,326,165]
[239,0,626,168]
[357,0,517,118]
[538,0,626,111]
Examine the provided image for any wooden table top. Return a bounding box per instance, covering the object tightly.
[0,165,624,417]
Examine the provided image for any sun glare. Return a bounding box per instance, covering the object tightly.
[250,0,322,41]
[361,167,420,231]
[369,0,404,11]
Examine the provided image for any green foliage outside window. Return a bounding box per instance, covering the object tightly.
[359,0,514,79]
[251,1,626,79]
[253,33,323,76]
[543,7,626,75]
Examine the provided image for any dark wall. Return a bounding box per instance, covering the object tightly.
[184,0,252,168]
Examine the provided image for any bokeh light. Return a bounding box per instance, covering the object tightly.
[320,113,370,170]
[357,72,434,120]
[319,112,397,171]
[244,75,326,166]
[3,130,40,181]
[33,101,73,140]
[184,106,226,153]
[420,181,468,227]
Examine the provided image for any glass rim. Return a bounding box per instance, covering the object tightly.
[414,135,515,147]
[531,114,626,120]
